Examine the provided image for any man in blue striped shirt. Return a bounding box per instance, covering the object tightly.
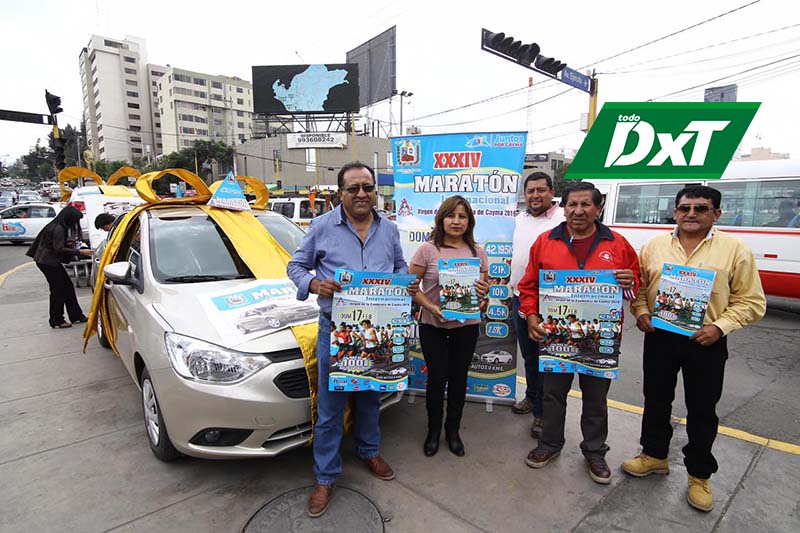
[287,161,417,518]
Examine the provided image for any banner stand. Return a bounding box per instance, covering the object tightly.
[394,131,528,407]
[402,388,515,411]
[407,391,416,405]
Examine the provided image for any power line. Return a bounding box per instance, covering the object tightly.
[601,41,800,75]
[599,23,800,72]
[416,88,574,128]
[649,51,800,101]
[578,0,762,70]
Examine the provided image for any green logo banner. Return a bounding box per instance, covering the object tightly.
[566,102,760,180]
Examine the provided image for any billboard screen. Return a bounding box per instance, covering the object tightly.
[252,64,359,114]
[346,26,397,108]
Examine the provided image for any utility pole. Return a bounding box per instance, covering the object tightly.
[392,90,413,136]
[588,73,599,131]
[526,77,534,153]
[349,112,357,162]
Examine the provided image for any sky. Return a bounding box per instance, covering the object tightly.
[1,0,799,168]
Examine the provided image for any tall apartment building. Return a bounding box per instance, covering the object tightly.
[156,68,253,154]
[79,35,164,163]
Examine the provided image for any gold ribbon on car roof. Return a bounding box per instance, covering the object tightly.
[106,166,141,186]
[83,169,329,440]
[57,166,105,202]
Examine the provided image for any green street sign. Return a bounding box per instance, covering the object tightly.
[566,102,760,180]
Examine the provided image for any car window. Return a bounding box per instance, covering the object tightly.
[149,216,253,282]
[257,214,307,254]
[299,201,315,219]
[1,207,28,219]
[271,202,295,218]
[115,217,141,271]
[128,225,142,278]
[29,206,53,218]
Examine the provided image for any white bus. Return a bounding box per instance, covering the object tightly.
[585,159,800,302]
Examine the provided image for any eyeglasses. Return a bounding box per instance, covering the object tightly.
[676,204,714,213]
[342,184,376,194]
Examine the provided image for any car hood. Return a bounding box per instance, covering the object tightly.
[151,279,319,354]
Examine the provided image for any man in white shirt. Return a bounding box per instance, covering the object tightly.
[509,172,566,438]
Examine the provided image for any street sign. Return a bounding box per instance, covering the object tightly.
[558,67,591,93]
[0,109,53,125]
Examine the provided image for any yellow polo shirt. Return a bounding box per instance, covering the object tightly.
[631,227,766,336]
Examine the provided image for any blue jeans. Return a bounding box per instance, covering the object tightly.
[313,315,382,485]
[512,296,543,417]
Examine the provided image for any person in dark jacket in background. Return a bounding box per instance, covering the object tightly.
[27,206,93,328]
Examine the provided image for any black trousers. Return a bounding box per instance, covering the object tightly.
[539,372,611,459]
[419,323,479,433]
[640,329,727,479]
[37,263,84,327]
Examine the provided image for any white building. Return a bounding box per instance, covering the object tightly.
[156,68,253,154]
[79,35,163,163]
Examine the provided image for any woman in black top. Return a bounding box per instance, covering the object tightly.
[27,206,93,328]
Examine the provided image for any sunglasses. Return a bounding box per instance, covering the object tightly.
[676,204,714,213]
[342,184,376,194]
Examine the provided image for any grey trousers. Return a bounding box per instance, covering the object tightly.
[538,372,612,459]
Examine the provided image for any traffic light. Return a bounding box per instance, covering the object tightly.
[45,90,63,115]
[54,137,66,170]
[534,55,567,76]
[481,28,567,78]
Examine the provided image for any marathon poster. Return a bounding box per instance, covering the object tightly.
[438,258,481,321]
[651,263,715,336]
[393,132,526,401]
[199,279,318,347]
[329,269,416,392]
[538,270,623,380]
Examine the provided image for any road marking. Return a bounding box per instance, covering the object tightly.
[515,376,800,456]
[0,261,33,289]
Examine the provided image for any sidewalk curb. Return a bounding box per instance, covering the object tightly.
[0,261,34,289]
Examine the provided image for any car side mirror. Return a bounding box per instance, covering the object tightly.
[103,261,136,287]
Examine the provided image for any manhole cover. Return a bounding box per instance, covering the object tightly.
[243,486,385,533]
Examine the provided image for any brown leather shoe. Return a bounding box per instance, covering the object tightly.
[525,447,560,468]
[363,455,395,480]
[586,457,611,484]
[307,483,334,518]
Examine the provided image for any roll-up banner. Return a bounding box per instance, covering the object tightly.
[392,132,527,404]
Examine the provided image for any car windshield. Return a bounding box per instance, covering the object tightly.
[149,215,254,283]
[255,213,306,254]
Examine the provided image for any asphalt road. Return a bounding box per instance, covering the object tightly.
[0,242,30,277]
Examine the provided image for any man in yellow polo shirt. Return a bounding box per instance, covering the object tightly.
[623,185,766,512]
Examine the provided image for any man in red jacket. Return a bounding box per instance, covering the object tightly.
[518,182,641,484]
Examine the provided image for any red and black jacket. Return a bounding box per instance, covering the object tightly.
[518,221,641,318]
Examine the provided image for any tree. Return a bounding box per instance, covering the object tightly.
[156,140,233,182]
[20,139,53,181]
[553,162,579,197]
[94,160,128,179]
[48,124,81,169]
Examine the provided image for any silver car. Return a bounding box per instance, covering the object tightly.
[99,206,400,461]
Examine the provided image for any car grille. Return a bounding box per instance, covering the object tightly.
[274,368,310,398]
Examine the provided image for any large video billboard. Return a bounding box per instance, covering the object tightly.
[252,64,359,114]
[346,26,397,108]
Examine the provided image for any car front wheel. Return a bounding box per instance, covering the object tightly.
[97,313,111,349]
[141,368,180,462]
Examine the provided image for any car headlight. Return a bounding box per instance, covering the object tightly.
[165,333,270,383]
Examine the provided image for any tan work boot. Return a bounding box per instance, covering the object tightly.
[622,453,670,477]
[687,475,713,512]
